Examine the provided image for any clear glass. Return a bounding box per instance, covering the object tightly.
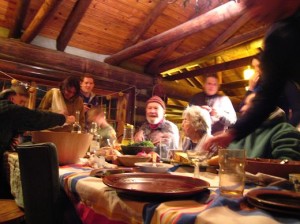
[186,150,208,178]
[218,149,245,197]
[71,110,82,133]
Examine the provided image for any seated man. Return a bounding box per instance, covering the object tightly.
[228,93,300,160]
[134,96,179,150]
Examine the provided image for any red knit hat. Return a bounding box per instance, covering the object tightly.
[146,96,166,110]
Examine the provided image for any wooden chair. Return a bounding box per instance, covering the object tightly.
[0,199,25,224]
[17,142,64,224]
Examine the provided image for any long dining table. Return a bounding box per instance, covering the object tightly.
[58,164,300,224]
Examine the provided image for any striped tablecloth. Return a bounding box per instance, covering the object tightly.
[59,165,300,224]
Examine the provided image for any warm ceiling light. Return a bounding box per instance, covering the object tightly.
[243,66,254,80]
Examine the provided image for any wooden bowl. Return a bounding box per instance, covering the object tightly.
[117,155,151,167]
[31,131,93,165]
[246,158,300,179]
[121,146,154,155]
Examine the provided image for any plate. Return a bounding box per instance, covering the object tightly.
[246,158,300,179]
[246,189,300,215]
[134,162,174,173]
[103,173,210,198]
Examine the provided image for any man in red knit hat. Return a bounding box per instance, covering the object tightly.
[134,96,179,153]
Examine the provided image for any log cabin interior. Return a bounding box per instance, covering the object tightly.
[0,0,292,139]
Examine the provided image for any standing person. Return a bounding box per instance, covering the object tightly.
[79,74,99,131]
[204,1,300,151]
[0,88,75,198]
[39,76,85,132]
[134,96,180,150]
[189,74,237,134]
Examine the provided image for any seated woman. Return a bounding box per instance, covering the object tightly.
[181,105,214,154]
[134,96,179,151]
[38,76,85,132]
[229,93,300,160]
[86,106,117,147]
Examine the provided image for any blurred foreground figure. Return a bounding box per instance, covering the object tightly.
[229,93,300,160]
[204,1,300,150]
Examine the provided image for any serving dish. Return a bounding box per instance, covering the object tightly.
[103,173,210,198]
[121,145,154,155]
[245,158,300,179]
[117,155,151,167]
[32,131,92,165]
[134,162,174,173]
[246,188,300,215]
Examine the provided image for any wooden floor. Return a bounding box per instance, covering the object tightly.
[0,199,25,224]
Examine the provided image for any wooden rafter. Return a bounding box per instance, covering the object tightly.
[104,1,246,65]
[57,0,93,51]
[123,0,169,48]
[8,0,30,38]
[21,0,62,43]
[164,55,254,81]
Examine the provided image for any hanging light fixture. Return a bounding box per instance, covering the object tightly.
[243,66,255,80]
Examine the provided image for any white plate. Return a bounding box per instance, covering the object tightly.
[134,162,174,173]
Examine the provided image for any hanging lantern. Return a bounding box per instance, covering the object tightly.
[118,92,124,97]
[243,66,255,80]
[106,95,111,100]
[11,79,19,85]
[29,87,36,93]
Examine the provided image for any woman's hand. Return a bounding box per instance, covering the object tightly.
[203,130,236,151]
[65,115,75,124]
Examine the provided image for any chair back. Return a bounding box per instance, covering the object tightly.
[18,142,63,224]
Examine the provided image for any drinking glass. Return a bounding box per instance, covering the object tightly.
[218,149,246,197]
[159,137,174,161]
[186,150,208,178]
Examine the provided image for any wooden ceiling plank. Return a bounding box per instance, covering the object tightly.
[164,55,254,81]
[57,0,93,51]
[8,0,30,38]
[159,25,266,73]
[21,0,62,43]
[104,1,246,65]
[124,0,169,49]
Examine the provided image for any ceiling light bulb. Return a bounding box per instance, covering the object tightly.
[243,66,255,80]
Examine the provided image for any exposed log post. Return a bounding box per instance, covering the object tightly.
[21,0,62,43]
[57,0,93,51]
[164,55,254,81]
[105,1,246,65]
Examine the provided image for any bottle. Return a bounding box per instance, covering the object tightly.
[121,124,134,146]
[71,110,82,133]
[89,122,100,153]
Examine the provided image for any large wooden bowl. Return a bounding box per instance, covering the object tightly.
[31,131,92,165]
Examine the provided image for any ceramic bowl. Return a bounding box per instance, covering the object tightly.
[121,145,154,155]
[31,131,93,165]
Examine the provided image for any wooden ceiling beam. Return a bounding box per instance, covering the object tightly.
[124,0,169,48]
[21,0,62,43]
[57,0,93,51]
[159,26,266,73]
[164,55,254,81]
[104,1,246,65]
[0,38,154,90]
[8,0,30,38]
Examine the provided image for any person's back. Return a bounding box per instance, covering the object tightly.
[189,74,237,134]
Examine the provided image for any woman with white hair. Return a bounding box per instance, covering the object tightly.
[181,105,212,152]
[181,105,215,177]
